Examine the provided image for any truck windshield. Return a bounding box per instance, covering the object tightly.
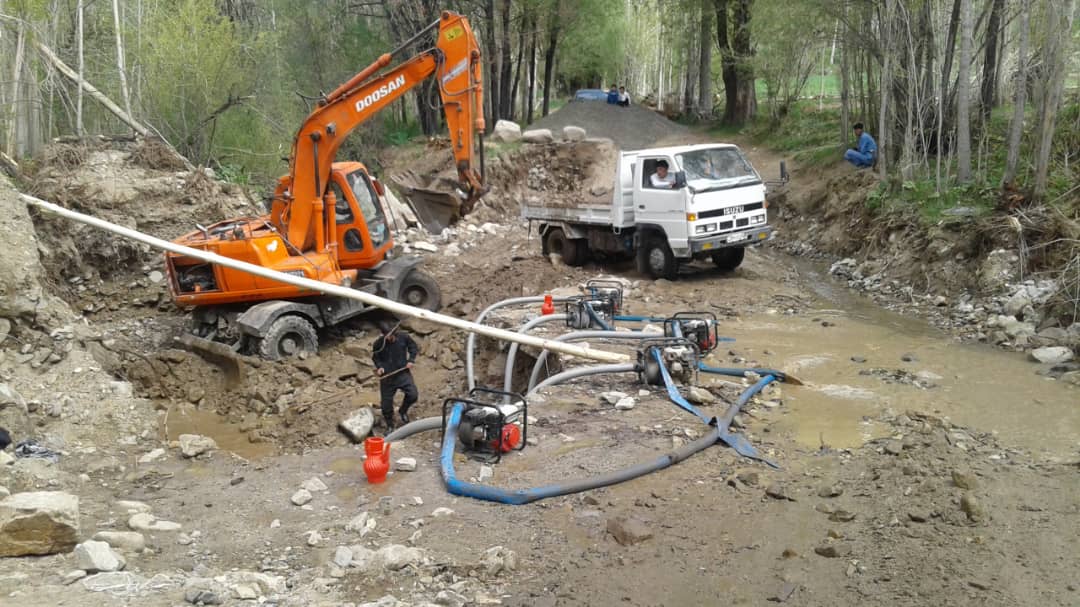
[676,148,758,191]
[347,170,388,248]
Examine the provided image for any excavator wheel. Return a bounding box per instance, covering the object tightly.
[398,270,442,311]
[257,315,319,360]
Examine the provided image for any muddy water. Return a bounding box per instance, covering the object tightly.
[164,405,277,460]
[725,257,1080,457]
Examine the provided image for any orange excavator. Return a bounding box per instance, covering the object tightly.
[165,11,484,359]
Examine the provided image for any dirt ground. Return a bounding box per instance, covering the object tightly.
[0,115,1077,607]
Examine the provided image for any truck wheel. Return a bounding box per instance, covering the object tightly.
[640,238,677,280]
[711,247,746,272]
[399,270,441,311]
[257,315,318,360]
[545,228,587,266]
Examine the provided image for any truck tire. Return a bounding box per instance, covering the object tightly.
[257,315,318,360]
[639,238,678,280]
[545,228,587,266]
[398,269,442,311]
[711,247,746,272]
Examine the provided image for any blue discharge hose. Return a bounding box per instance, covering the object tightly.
[584,303,612,331]
[436,356,779,505]
[698,362,791,383]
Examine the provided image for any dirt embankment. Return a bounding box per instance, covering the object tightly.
[770,164,1080,363]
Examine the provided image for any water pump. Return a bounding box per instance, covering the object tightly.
[663,312,719,353]
[637,338,700,386]
[441,388,528,463]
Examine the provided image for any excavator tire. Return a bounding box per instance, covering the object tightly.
[257,315,319,360]
[398,270,441,311]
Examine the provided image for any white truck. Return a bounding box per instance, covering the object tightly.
[522,143,785,279]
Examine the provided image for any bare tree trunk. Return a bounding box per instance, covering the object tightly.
[498,0,513,121]
[657,20,665,111]
[940,0,962,109]
[111,0,134,120]
[5,22,25,157]
[526,16,537,124]
[541,2,560,117]
[955,0,973,183]
[878,0,893,178]
[76,0,85,135]
[1032,0,1076,199]
[1001,0,1030,187]
[697,1,713,118]
[839,4,850,150]
[979,0,1004,118]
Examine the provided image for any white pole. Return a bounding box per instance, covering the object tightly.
[22,193,631,364]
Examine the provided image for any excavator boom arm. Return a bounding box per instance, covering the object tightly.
[277,11,484,252]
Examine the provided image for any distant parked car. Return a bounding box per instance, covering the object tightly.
[574,89,608,101]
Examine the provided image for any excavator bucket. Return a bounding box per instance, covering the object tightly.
[391,170,470,233]
[175,333,246,389]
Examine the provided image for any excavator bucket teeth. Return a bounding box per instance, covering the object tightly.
[391,170,468,233]
[175,333,246,388]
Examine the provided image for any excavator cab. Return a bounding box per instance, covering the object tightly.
[327,162,393,270]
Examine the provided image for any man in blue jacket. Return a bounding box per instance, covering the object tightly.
[844,122,877,168]
[606,83,620,105]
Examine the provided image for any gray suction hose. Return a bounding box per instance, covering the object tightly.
[384,416,443,442]
[528,363,639,396]
[466,296,573,390]
[528,330,651,392]
[503,314,569,394]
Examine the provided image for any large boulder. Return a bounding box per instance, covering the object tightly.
[522,129,555,144]
[1030,346,1075,365]
[178,434,217,458]
[562,126,587,141]
[0,491,80,556]
[492,120,522,143]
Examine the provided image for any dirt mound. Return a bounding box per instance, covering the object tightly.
[527,101,692,150]
[481,139,619,213]
[23,139,257,290]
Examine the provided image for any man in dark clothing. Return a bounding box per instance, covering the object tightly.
[606,83,620,105]
[372,321,420,432]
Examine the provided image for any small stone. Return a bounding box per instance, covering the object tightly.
[817,485,843,498]
[562,125,587,141]
[395,457,417,472]
[302,476,328,493]
[951,470,978,490]
[826,529,844,539]
[147,270,164,284]
[184,583,223,605]
[522,128,555,144]
[376,544,423,570]
[178,434,217,458]
[900,353,917,362]
[74,540,126,573]
[340,408,375,442]
[114,500,151,514]
[765,484,795,501]
[137,448,166,464]
[432,507,455,517]
[606,516,653,546]
[883,440,904,455]
[306,530,323,546]
[828,510,856,522]
[600,391,627,405]
[686,386,716,405]
[411,496,424,506]
[127,512,181,532]
[478,465,494,482]
[814,543,851,558]
[908,510,930,523]
[62,570,87,585]
[781,547,799,558]
[480,545,518,575]
[614,396,636,410]
[269,519,280,529]
[92,531,146,552]
[850,356,867,363]
[436,589,469,607]
[333,545,353,568]
[413,241,439,253]
[1030,346,1074,364]
[768,581,798,603]
[960,493,985,522]
[291,489,313,506]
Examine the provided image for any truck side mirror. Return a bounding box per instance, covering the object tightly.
[673,171,687,189]
[371,178,385,196]
[779,161,789,182]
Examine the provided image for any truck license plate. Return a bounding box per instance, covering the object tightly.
[723,206,744,215]
[728,232,749,243]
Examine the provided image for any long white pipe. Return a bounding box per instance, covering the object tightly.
[21,193,630,364]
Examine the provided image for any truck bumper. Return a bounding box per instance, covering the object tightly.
[689,226,773,254]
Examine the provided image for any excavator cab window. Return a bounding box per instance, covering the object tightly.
[347,170,388,249]
[329,183,354,225]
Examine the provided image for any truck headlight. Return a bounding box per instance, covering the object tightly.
[751,214,766,225]
[695,223,716,234]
